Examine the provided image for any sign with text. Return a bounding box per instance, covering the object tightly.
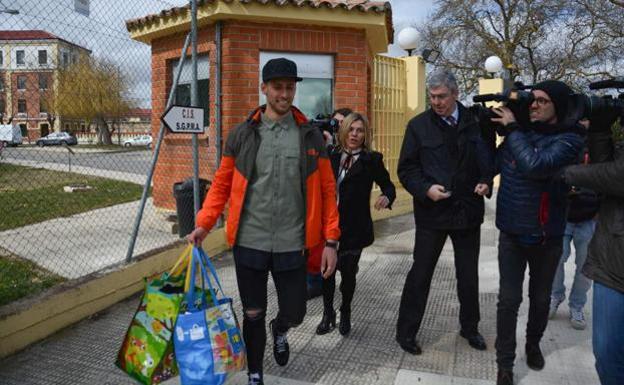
[161,106,205,134]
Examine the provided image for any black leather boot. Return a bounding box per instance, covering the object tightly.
[526,343,545,370]
[316,310,336,335]
[496,367,514,385]
[339,310,351,336]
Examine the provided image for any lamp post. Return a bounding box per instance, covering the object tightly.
[484,55,503,78]
[479,55,506,110]
[0,9,19,15]
[398,27,419,56]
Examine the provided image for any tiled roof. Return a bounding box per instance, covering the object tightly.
[126,0,393,43]
[124,108,152,119]
[0,30,91,52]
[0,30,61,40]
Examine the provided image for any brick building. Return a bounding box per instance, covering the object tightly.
[0,30,91,139]
[126,0,393,210]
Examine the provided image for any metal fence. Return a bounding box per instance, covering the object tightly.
[0,0,193,306]
[0,1,413,307]
[371,55,407,185]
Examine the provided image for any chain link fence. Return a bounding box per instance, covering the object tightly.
[0,0,203,306]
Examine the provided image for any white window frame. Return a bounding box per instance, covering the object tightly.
[39,74,48,90]
[17,99,27,113]
[17,75,27,90]
[258,51,334,116]
[16,50,25,66]
[38,50,48,66]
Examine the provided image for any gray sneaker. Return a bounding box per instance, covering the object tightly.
[548,298,562,319]
[570,309,587,330]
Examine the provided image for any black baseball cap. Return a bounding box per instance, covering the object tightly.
[262,58,303,83]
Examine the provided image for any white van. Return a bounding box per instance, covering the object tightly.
[0,124,23,146]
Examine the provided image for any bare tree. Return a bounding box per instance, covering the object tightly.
[417,0,623,94]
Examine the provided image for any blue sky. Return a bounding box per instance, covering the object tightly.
[386,0,435,56]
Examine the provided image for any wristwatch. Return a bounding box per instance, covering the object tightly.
[325,240,338,250]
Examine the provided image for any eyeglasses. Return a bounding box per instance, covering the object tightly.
[533,97,552,106]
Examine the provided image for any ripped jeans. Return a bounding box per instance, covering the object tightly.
[233,246,307,374]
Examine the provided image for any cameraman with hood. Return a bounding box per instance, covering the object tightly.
[562,114,624,385]
[490,80,584,385]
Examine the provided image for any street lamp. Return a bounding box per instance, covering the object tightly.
[421,48,440,64]
[484,55,503,77]
[398,27,419,56]
[0,9,19,15]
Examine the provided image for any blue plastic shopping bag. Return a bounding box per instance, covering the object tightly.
[173,247,246,385]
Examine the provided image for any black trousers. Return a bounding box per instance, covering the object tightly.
[233,246,307,374]
[396,226,481,341]
[495,232,562,369]
[322,248,363,314]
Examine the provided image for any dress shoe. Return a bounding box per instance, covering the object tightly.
[316,310,336,335]
[339,311,351,336]
[269,319,289,366]
[497,367,514,385]
[459,330,487,350]
[396,336,422,355]
[525,343,545,370]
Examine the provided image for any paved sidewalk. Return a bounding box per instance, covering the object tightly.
[0,212,598,384]
[2,158,147,184]
[0,198,178,278]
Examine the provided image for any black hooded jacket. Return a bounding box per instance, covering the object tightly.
[564,131,624,293]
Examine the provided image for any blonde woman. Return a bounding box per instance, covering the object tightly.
[316,112,396,336]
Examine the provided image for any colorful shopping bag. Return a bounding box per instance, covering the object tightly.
[174,246,246,385]
[116,245,193,385]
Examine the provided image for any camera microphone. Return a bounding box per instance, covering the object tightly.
[589,77,624,90]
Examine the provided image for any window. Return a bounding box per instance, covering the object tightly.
[17,75,26,90]
[38,50,47,65]
[16,50,25,66]
[40,99,48,114]
[39,74,48,90]
[0,99,5,114]
[171,55,210,125]
[61,51,70,67]
[259,52,334,119]
[0,76,4,91]
[0,51,3,67]
[18,99,26,113]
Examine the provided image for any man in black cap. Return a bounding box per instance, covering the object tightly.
[188,57,340,385]
[489,80,584,385]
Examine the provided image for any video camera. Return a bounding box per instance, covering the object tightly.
[567,78,624,127]
[470,78,624,133]
[311,115,341,136]
[469,82,535,133]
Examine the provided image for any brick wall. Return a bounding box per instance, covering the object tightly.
[7,71,53,138]
[151,21,371,210]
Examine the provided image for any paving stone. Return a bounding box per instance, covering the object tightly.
[0,213,600,385]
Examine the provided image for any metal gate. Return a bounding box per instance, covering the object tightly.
[372,55,407,184]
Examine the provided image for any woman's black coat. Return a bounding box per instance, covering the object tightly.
[331,149,396,250]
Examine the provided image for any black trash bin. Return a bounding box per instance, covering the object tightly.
[173,178,210,238]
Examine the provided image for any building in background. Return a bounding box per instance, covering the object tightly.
[0,30,91,140]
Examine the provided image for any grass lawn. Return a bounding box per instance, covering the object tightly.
[0,163,145,231]
[0,253,65,307]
